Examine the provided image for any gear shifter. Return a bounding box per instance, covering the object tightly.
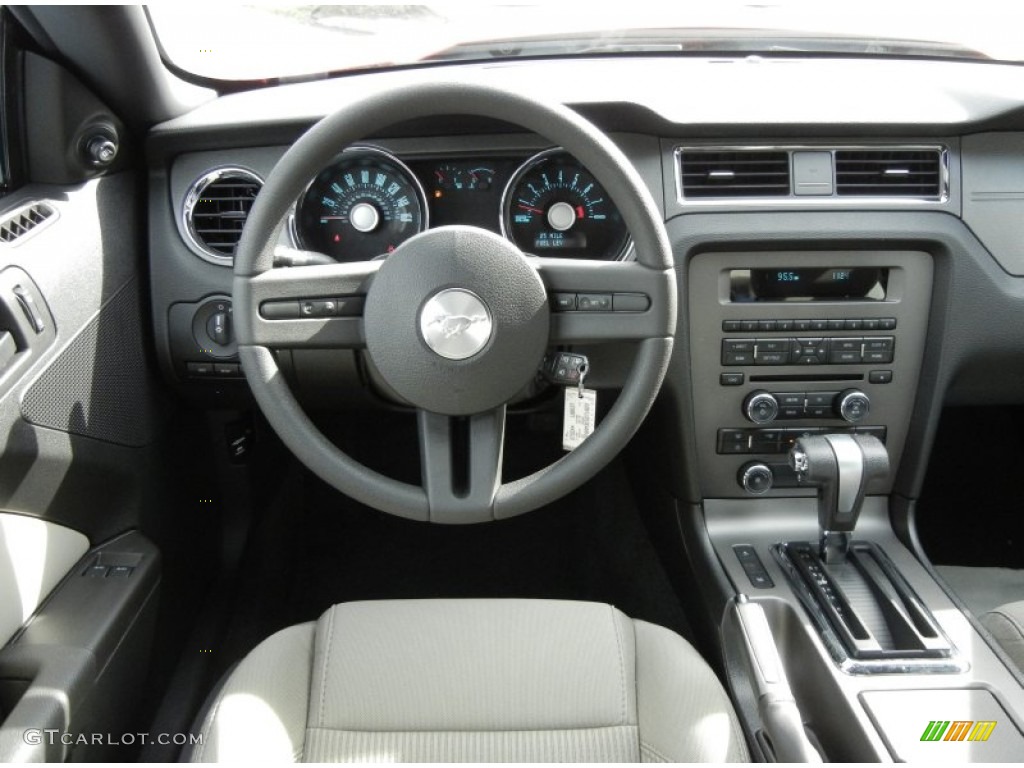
[789,433,889,563]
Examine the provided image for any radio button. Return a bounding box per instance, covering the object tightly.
[776,319,794,331]
[718,429,751,454]
[844,319,864,331]
[868,370,893,384]
[864,337,894,351]
[829,350,862,364]
[862,318,880,331]
[740,320,759,332]
[720,372,745,386]
[722,320,741,332]
[832,338,863,352]
[794,319,813,331]
[806,392,839,407]
[758,320,777,332]
[776,393,805,407]
[827,319,845,331]
[810,319,829,331]
[879,318,897,330]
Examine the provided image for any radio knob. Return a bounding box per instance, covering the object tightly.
[744,391,779,424]
[739,462,774,495]
[836,389,871,423]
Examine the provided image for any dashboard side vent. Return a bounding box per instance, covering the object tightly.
[680,150,790,198]
[0,202,57,245]
[183,168,263,263]
[835,149,943,198]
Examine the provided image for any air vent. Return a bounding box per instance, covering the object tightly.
[183,167,263,264]
[0,202,57,245]
[835,149,943,198]
[680,150,790,198]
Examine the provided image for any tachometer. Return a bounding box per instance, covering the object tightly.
[295,146,427,261]
[501,149,630,260]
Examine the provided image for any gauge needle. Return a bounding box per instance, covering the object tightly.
[319,215,348,220]
[518,205,543,214]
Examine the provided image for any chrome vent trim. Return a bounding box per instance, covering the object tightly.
[0,201,58,245]
[835,149,943,198]
[680,149,790,198]
[675,145,949,205]
[182,167,263,265]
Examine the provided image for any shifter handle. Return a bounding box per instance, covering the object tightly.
[790,434,889,535]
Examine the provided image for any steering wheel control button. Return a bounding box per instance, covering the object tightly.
[552,293,577,311]
[420,289,493,361]
[300,299,339,318]
[576,293,612,311]
[260,300,300,319]
[612,293,650,312]
[364,226,549,415]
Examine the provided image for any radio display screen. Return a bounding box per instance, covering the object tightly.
[730,267,887,302]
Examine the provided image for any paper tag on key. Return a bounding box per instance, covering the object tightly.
[562,387,597,451]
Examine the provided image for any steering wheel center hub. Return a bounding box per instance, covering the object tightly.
[420,288,493,360]
[363,226,549,416]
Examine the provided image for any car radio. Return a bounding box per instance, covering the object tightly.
[687,250,933,499]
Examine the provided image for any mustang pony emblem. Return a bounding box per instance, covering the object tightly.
[429,313,489,339]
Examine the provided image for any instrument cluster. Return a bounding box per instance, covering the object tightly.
[293,146,632,262]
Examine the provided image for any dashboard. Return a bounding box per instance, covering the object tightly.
[147,54,1024,505]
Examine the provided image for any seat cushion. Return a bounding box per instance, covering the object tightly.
[981,600,1024,673]
[192,599,748,763]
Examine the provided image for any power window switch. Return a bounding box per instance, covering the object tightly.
[108,565,133,578]
[85,564,109,578]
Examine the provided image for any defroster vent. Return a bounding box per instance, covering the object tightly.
[183,167,263,264]
[680,150,790,199]
[835,149,943,198]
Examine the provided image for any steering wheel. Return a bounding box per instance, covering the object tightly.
[233,82,676,524]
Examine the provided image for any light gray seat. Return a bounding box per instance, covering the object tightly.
[982,600,1024,673]
[191,598,749,763]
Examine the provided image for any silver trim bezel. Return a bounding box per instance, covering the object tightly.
[500,147,635,262]
[182,166,264,266]
[292,145,429,260]
[673,144,950,207]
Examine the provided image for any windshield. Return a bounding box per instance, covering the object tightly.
[147,2,1023,83]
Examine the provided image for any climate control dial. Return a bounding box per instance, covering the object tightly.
[836,389,871,423]
[744,391,779,424]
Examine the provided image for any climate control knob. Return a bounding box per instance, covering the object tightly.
[744,391,779,424]
[739,462,774,495]
[836,389,871,423]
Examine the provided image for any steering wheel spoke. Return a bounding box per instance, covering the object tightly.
[236,260,379,349]
[535,258,675,344]
[417,406,506,524]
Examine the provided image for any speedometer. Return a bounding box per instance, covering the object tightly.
[295,146,428,262]
[501,149,630,260]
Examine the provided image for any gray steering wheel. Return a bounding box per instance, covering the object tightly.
[233,82,676,524]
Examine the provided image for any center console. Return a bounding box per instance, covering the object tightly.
[687,248,1024,760]
[687,250,932,499]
